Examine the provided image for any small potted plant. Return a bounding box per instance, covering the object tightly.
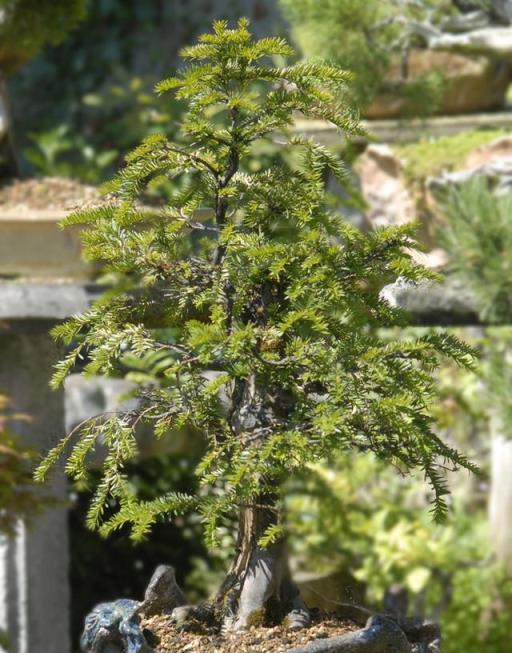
[37,19,476,652]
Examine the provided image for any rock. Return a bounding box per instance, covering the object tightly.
[285,594,312,630]
[365,49,511,119]
[170,605,195,628]
[399,618,442,653]
[404,248,449,270]
[139,565,187,617]
[427,135,512,206]
[424,25,512,57]
[449,1,512,27]
[441,9,490,33]
[492,0,512,24]
[356,144,414,229]
[170,604,214,633]
[464,135,512,168]
[428,156,512,196]
[356,145,444,268]
[380,276,479,325]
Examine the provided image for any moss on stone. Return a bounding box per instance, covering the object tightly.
[246,608,266,629]
[395,129,508,183]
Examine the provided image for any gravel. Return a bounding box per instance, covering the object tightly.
[0,176,99,211]
[142,613,359,653]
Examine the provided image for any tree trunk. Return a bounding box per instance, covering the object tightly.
[214,377,310,630]
[217,501,310,631]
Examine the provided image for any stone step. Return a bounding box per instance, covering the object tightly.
[295,109,512,145]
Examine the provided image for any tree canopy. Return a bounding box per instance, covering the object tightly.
[37,19,477,550]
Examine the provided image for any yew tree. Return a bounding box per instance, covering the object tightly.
[37,20,476,631]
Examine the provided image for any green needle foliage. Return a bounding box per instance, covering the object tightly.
[37,20,477,546]
[439,179,512,324]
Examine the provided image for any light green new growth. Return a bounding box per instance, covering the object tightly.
[36,20,477,545]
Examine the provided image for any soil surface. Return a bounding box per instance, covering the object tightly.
[0,177,99,212]
[142,612,359,653]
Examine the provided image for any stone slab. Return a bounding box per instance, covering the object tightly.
[0,278,485,330]
[0,281,102,328]
[294,110,512,145]
[380,277,480,325]
[0,212,92,278]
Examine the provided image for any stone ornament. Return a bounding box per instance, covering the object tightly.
[80,599,153,653]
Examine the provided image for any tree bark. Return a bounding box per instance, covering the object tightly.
[217,501,310,631]
[0,73,19,179]
[217,373,310,630]
[219,501,285,630]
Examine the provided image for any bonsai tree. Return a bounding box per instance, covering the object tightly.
[279,0,397,108]
[37,19,476,633]
[279,0,484,115]
[0,0,87,175]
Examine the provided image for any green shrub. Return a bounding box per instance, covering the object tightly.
[438,179,512,323]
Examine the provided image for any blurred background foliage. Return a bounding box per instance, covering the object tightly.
[439,180,512,323]
[3,1,512,652]
[0,0,87,74]
[0,392,46,536]
[278,0,451,114]
[8,0,286,184]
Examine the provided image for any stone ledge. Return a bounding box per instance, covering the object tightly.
[0,280,103,328]
[0,277,488,335]
[294,110,512,145]
[381,277,480,326]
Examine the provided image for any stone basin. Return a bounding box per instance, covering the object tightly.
[365,49,512,120]
[0,209,93,278]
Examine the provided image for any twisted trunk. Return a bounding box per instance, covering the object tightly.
[214,377,310,631]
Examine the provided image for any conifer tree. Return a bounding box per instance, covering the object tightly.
[37,20,477,631]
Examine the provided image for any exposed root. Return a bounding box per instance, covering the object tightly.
[285,615,411,653]
[226,543,284,631]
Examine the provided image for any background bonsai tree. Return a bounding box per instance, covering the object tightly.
[0,0,87,176]
[37,19,477,632]
[279,0,497,116]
